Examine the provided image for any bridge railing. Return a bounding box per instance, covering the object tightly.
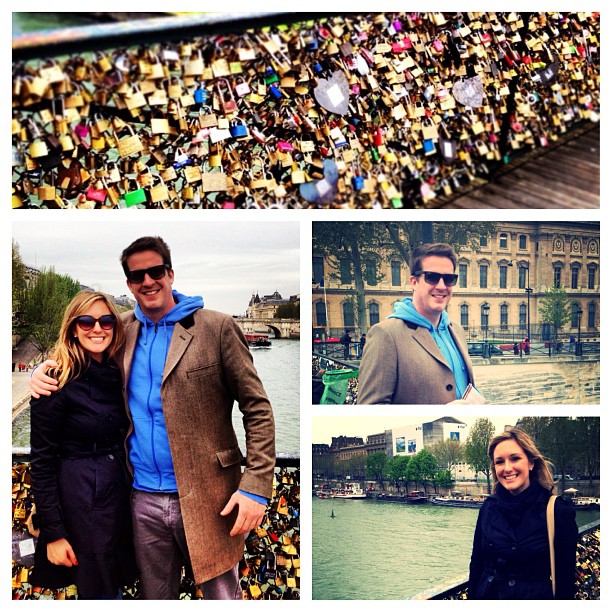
[410,520,600,600]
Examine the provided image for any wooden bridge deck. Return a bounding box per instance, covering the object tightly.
[434,122,600,209]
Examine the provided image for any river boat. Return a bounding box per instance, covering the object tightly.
[330,483,367,499]
[245,333,272,348]
[376,491,428,504]
[571,496,600,510]
[431,495,488,508]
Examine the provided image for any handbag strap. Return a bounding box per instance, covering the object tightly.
[546,494,558,597]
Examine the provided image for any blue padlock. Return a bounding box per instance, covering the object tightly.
[193,84,208,104]
[269,84,283,100]
[229,118,248,138]
[352,173,365,190]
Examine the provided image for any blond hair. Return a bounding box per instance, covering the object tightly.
[48,291,125,389]
[488,427,556,494]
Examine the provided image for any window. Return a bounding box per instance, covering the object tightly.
[519,235,527,250]
[459,263,468,288]
[391,261,401,286]
[340,258,351,284]
[499,233,508,249]
[554,267,562,288]
[571,267,579,289]
[366,259,377,286]
[518,266,527,289]
[479,236,487,247]
[519,304,527,330]
[343,302,355,328]
[312,256,324,286]
[479,265,488,289]
[500,304,508,329]
[588,303,596,328]
[460,304,469,328]
[588,267,596,289]
[499,266,507,289]
[315,301,327,327]
[369,303,380,326]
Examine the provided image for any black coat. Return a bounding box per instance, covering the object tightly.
[29,358,137,598]
[468,482,578,599]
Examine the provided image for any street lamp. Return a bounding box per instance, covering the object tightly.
[576,307,583,356]
[482,304,490,357]
[509,261,531,346]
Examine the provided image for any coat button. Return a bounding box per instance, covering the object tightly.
[446,384,453,391]
[508,580,516,587]
[488,576,494,582]
[106,454,115,462]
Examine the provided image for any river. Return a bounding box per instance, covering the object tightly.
[12,339,299,456]
[312,495,599,600]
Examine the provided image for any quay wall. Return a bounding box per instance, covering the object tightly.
[472,358,599,404]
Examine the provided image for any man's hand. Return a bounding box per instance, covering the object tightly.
[30,360,59,398]
[47,538,78,567]
[220,491,266,537]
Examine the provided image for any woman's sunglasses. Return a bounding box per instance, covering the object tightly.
[125,264,170,284]
[413,271,459,286]
[75,314,117,331]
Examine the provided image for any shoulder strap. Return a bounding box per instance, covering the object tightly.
[546,494,558,598]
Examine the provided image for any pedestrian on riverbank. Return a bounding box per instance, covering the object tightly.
[29,291,137,599]
[468,427,578,599]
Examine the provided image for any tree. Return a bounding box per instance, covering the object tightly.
[12,241,27,341]
[387,455,410,492]
[366,451,388,486]
[20,268,82,358]
[410,449,438,493]
[383,221,498,269]
[430,439,464,474]
[275,302,299,319]
[538,285,572,338]
[433,469,453,493]
[464,418,496,493]
[574,417,600,484]
[313,222,387,334]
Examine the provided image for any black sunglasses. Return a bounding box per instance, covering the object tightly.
[413,271,458,287]
[126,264,170,284]
[75,314,117,331]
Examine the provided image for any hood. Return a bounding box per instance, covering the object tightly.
[134,289,204,326]
[388,297,450,330]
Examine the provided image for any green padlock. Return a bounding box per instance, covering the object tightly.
[370,147,380,162]
[124,186,147,207]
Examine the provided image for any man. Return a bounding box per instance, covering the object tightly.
[357,242,476,404]
[340,330,352,359]
[31,236,275,599]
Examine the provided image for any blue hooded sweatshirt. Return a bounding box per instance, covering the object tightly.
[388,298,469,399]
[128,290,203,492]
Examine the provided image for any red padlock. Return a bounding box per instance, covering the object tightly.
[373,127,384,146]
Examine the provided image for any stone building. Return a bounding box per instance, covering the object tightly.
[247,290,299,319]
[312,222,599,341]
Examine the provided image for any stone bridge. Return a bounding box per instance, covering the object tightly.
[234,317,299,340]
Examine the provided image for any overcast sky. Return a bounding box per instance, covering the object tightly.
[311,415,521,444]
[12,219,300,316]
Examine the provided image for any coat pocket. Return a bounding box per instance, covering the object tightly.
[186,362,220,379]
[215,446,243,468]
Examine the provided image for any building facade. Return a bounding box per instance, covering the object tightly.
[312,222,600,341]
[247,290,299,318]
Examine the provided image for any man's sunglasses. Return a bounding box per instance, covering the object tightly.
[125,264,170,284]
[413,271,459,286]
[75,314,117,331]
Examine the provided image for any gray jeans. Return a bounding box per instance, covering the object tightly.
[131,489,242,600]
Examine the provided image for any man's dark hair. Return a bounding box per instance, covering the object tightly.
[121,236,172,276]
[410,242,458,274]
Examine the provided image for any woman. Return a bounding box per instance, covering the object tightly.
[29,291,137,599]
[468,427,578,599]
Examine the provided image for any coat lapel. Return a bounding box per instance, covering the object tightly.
[163,322,193,383]
[411,324,451,370]
[122,317,140,385]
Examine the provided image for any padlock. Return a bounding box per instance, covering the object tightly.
[234,76,251,97]
[229,118,249,138]
[194,82,208,104]
[172,147,190,169]
[216,78,238,114]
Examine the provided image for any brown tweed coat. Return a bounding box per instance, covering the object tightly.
[357,317,475,404]
[119,308,275,584]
